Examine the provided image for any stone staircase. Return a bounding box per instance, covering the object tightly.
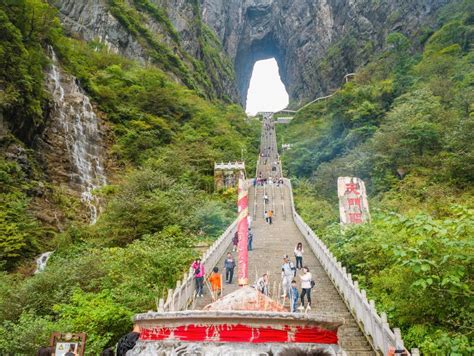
[194,117,376,355]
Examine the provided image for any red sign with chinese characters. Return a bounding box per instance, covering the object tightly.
[337,177,370,225]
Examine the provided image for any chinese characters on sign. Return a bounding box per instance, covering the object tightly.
[337,177,370,225]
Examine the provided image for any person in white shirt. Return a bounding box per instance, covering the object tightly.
[256,273,269,296]
[294,242,304,270]
[281,255,296,297]
[299,266,313,310]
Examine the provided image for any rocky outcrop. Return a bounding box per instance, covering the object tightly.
[52,0,452,106]
[201,0,451,106]
[51,0,148,60]
[50,0,240,101]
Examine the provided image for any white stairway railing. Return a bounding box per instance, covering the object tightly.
[285,178,418,356]
[158,219,238,312]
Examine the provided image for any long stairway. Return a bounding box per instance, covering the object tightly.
[196,115,376,355]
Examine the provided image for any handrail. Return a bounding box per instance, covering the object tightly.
[253,183,258,219]
[283,178,410,355]
[271,183,275,217]
[159,219,238,312]
[280,184,286,220]
[272,73,356,116]
[263,182,267,219]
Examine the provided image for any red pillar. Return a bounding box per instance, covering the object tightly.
[237,174,248,286]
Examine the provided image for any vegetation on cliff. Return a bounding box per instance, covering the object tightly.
[107,0,235,101]
[0,0,258,353]
[279,3,473,353]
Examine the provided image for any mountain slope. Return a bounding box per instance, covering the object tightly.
[278,3,473,353]
[0,2,259,353]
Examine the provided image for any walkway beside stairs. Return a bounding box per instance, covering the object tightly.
[196,115,376,355]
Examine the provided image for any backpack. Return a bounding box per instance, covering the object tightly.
[116,332,140,356]
[310,280,316,288]
[194,265,201,276]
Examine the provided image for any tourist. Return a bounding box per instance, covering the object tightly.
[294,242,304,269]
[116,324,141,356]
[208,266,222,298]
[192,258,205,297]
[224,252,235,284]
[248,228,253,251]
[264,193,269,204]
[290,280,299,312]
[268,210,273,224]
[232,231,239,252]
[264,210,269,223]
[299,266,313,310]
[256,273,269,296]
[281,255,296,297]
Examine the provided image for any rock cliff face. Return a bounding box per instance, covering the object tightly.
[201,0,451,106]
[36,48,108,223]
[52,0,450,106]
[51,0,240,102]
[52,0,148,60]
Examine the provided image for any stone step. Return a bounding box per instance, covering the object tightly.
[340,339,371,348]
[195,120,375,354]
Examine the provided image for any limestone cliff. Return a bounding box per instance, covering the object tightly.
[201,0,452,106]
[50,0,240,102]
[52,0,452,106]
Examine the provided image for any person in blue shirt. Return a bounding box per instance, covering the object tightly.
[248,228,253,251]
[290,280,299,312]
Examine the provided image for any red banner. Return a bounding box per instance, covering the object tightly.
[140,324,338,344]
[237,176,248,285]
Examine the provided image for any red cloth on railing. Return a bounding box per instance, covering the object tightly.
[140,324,338,344]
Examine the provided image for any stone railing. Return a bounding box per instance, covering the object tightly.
[284,178,418,356]
[158,220,238,312]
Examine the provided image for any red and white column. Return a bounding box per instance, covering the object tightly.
[237,173,248,286]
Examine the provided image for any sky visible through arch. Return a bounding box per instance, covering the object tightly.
[245,58,289,116]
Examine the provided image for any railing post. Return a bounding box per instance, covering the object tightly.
[368,299,377,337]
[394,328,405,351]
[158,298,164,312]
[176,280,182,310]
[167,289,174,311]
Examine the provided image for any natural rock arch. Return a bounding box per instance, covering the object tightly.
[201,0,449,107]
[235,32,288,107]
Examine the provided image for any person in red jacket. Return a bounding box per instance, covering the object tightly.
[192,258,205,297]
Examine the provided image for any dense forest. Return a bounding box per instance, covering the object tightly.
[0,0,473,355]
[0,0,258,353]
[278,2,473,354]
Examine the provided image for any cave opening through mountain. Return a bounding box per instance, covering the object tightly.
[245,58,289,116]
